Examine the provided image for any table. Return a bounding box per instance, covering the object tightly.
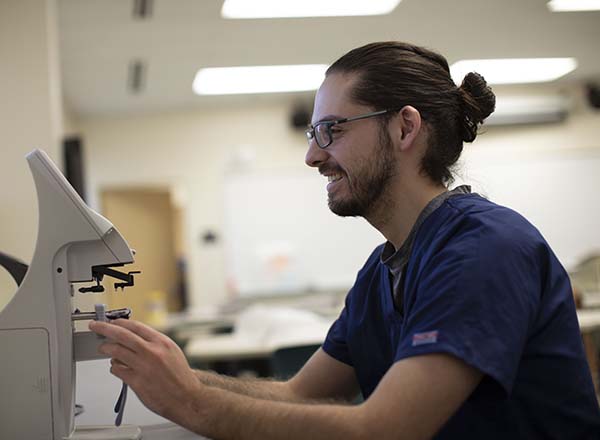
[577,309,600,332]
[184,322,330,363]
[576,309,600,392]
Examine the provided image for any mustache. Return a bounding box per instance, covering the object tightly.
[318,164,345,175]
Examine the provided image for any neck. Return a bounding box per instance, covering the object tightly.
[365,177,447,250]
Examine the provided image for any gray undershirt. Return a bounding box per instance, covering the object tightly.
[380,185,472,313]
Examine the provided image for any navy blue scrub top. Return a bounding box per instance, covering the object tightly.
[323,193,600,439]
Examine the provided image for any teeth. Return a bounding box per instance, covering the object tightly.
[327,174,342,183]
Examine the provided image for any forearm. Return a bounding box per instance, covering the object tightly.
[175,385,369,440]
[194,369,300,402]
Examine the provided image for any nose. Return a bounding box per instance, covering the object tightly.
[305,138,329,168]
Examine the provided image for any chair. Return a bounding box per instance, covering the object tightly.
[0,251,28,286]
[269,344,321,380]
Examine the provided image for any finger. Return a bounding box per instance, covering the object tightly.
[111,362,136,386]
[110,319,165,343]
[111,358,130,368]
[89,320,147,353]
[100,341,140,369]
[111,357,134,371]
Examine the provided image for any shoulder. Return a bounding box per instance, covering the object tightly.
[412,194,558,299]
[410,194,558,294]
[427,194,548,258]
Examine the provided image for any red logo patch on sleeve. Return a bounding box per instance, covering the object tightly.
[412,330,439,346]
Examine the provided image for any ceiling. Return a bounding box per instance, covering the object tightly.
[57,0,600,117]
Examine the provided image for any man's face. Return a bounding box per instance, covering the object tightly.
[306,73,397,218]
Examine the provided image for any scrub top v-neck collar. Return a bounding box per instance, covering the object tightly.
[380,185,472,313]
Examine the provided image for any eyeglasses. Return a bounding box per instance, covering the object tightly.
[305,108,401,149]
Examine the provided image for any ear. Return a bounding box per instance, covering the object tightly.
[389,105,422,152]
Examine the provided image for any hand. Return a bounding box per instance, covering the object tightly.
[89,319,202,422]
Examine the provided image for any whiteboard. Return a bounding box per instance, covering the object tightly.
[224,148,600,297]
[223,171,383,297]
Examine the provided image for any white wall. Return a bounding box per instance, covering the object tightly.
[78,85,600,310]
[0,0,63,309]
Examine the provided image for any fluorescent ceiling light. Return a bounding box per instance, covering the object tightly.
[486,95,570,126]
[193,64,328,95]
[547,0,600,11]
[221,0,402,19]
[450,58,577,85]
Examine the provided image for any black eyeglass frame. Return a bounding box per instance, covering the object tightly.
[305,108,401,149]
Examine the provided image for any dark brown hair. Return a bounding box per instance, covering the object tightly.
[326,42,496,185]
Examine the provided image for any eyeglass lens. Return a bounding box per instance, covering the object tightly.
[315,123,332,148]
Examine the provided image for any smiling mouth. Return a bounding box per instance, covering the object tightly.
[327,173,343,183]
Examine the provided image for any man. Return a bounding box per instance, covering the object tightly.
[90,42,600,439]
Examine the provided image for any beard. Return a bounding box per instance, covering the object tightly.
[328,127,396,218]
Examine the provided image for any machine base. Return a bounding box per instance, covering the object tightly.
[66,425,142,439]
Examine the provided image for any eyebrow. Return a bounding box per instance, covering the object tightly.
[312,114,342,125]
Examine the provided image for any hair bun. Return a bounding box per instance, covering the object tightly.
[459,72,496,142]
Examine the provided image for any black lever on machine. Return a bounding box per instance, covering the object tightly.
[79,265,141,293]
[78,278,105,294]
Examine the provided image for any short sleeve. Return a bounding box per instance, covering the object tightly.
[395,214,541,395]
[322,294,353,366]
